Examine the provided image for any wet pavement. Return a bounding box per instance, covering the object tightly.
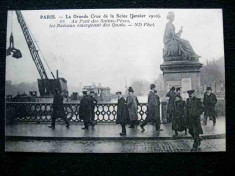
[5,138,225,153]
[5,116,225,139]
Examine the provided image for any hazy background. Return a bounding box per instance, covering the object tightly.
[5,9,224,94]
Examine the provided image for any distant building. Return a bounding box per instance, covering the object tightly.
[83,83,111,102]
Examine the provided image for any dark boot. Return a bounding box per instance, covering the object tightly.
[48,125,55,129]
[140,121,147,132]
[173,131,178,137]
[66,123,70,128]
[129,121,134,128]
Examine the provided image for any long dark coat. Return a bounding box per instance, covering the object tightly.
[116,97,130,125]
[166,90,177,114]
[126,94,139,121]
[172,99,187,132]
[203,93,217,117]
[186,97,204,135]
[155,94,161,124]
[79,95,91,123]
[145,91,158,122]
[52,94,66,118]
[89,95,97,121]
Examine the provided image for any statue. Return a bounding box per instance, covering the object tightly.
[163,11,200,60]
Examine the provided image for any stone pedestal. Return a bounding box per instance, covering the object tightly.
[160,59,203,97]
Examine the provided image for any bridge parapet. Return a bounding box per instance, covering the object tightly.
[6,102,151,123]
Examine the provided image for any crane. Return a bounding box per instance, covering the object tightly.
[9,10,68,97]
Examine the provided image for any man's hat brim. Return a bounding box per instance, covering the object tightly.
[187,90,195,94]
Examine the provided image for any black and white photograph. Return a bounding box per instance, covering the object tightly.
[5,9,225,153]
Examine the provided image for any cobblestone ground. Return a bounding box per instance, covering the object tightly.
[6,138,225,153]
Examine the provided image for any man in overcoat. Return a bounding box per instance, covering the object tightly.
[166,86,177,123]
[48,88,70,129]
[116,91,129,136]
[79,90,92,130]
[186,90,204,151]
[89,91,98,127]
[140,84,163,132]
[203,87,217,126]
[126,87,139,128]
[154,90,161,131]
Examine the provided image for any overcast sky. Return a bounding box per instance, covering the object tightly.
[6,9,224,93]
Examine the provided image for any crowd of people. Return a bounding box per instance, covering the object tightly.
[48,84,217,151]
[165,86,217,151]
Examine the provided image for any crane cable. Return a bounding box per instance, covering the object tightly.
[22,11,55,79]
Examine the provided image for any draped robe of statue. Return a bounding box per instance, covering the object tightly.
[163,22,199,60]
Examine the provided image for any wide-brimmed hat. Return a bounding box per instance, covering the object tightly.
[176,87,181,91]
[206,87,212,91]
[90,91,95,94]
[128,87,134,92]
[116,91,122,95]
[187,90,195,95]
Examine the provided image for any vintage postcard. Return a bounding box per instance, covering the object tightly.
[5,9,225,153]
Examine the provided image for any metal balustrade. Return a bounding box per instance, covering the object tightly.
[6,102,149,123]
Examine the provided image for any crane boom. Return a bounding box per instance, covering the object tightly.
[15,10,48,79]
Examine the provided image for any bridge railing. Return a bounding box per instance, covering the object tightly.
[6,102,151,123]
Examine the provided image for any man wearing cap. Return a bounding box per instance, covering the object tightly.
[79,90,92,130]
[140,84,163,132]
[116,91,129,136]
[126,87,139,128]
[89,91,98,127]
[186,90,204,151]
[203,87,217,126]
[48,88,70,129]
[166,86,177,123]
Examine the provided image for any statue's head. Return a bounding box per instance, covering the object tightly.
[167,11,175,21]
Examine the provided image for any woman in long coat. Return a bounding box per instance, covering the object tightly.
[166,87,177,122]
[116,92,129,136]
[126,87,139,128]
[172,94,187,136]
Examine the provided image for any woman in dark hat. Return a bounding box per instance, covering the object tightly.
[172,94,187,136]
[116,91,129,136]
[126,87,139,128]
[166,86,177,123]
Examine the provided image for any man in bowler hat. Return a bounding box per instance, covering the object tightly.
[186,90,204,151]
[203,87,217,126]
[48,88,70,129]
[79,90,92,130]
[116,91,129,136]
[126,87,139,128]
[140,84,163,132]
